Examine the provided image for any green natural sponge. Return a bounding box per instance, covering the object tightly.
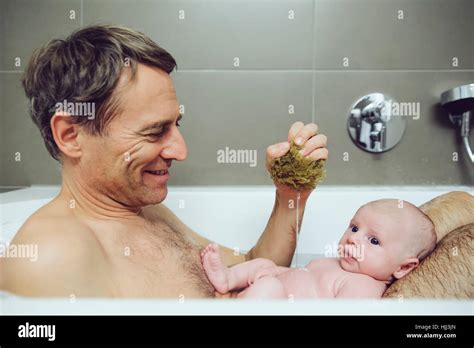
[270,141,326,190]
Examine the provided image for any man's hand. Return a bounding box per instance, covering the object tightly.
[266,122,328,200]
[245,122,328,266]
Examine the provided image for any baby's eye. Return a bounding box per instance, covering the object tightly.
[351,225,358,233]
[369,237,379,245]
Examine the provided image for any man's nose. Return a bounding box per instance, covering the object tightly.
[161,127,187,161]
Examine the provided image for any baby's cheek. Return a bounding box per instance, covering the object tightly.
[367,252,393,279]
[360,250,380,270]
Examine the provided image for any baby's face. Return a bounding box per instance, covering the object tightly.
[338,201,416,282]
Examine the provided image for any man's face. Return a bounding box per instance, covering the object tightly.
[337,202,411,281]
[79,64,187,207]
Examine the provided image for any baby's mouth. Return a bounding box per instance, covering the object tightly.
[340,245,360,262]
[343,255,357,263]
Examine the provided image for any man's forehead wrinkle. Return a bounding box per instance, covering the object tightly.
[117,125,145,139]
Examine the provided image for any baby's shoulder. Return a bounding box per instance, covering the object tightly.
[344,272,381,285]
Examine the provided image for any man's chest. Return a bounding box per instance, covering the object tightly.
[89,218,214,298]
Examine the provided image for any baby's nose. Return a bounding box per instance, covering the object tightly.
[348,234,360,244]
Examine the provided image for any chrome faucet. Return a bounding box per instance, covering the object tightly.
[440,84,474,164]
[361,99,387,151]
[348,93,405,153]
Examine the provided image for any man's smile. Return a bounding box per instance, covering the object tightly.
[143,168,170,183]
[144,169,169,175]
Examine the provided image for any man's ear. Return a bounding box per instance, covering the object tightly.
[50,113,82,159]
[393,257,419,279]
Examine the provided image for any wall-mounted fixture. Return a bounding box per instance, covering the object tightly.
[440,84,474,164]
[347,93,406,153]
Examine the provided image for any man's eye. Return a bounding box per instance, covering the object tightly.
[369,237,379,245]
[351,225,358,233]
[147,132,163,139]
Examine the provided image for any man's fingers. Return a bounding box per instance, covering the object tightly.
[306,147,328,161]
[266,142,290,164]
[288,122,305,143]
[293,123,319,146]
[299,134,328,157]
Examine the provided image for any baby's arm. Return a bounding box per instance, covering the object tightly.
[335,274,387,298]
[201,244,286,294]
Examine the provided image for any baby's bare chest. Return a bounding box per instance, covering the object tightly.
[276,258,348,298]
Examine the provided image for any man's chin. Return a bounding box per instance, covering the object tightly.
[138,184,168,205]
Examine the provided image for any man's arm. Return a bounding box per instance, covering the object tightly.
[419,191,474,241]
[151,122,327,267]
[383,223,473,298]
[245,186,309,266]
[248,122,327,266]
[1,217,109,296]
[384,191,474,298]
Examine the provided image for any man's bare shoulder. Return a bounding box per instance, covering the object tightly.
[13,206,100,257]
[1,208,109,296]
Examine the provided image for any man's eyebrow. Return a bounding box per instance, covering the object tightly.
[138,114,182,133]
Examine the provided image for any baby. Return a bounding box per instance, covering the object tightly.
[201,199,437,299]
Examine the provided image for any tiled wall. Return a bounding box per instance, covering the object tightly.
[1,0,473,188]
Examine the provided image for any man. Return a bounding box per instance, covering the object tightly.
[384,191,474,298]
[2,25,472,299]
[0,25,328,297]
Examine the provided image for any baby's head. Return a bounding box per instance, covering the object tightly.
[338,199,436,284]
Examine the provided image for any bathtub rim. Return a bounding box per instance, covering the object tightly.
[1,184,473,205]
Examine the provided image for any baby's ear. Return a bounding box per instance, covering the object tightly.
[393,258,419,279]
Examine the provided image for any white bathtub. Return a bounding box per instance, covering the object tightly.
[1,185,473,315]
